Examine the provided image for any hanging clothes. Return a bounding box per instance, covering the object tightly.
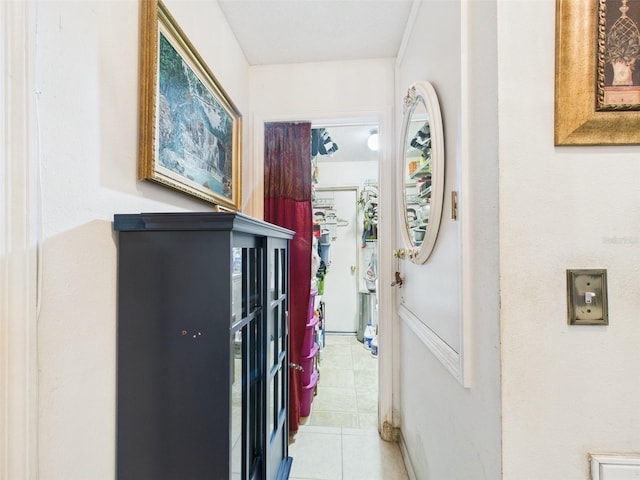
[311,128,339,156]
[410,122,431,156]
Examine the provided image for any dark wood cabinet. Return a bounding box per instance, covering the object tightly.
[114,212,294,480]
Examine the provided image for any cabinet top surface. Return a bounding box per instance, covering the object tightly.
[113,212,294,239]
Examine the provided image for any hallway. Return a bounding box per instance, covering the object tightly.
[288,425,408,480]
[298,334,378,428]
[288,334,408,479]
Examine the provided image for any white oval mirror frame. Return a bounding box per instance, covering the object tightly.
[397,80,445,264]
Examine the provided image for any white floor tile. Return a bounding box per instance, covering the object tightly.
[357,413,379,429]
[324,334,356,345]
[319,366,355,388]
[341,433,409,480]
[304,410,359,428]
[312,386,358,413]
[341,426,379,436]
[320,353,353,369]
[297,425,341,435]
[289,431,342,480]
[356,390,378,414]
[289,334,407,479]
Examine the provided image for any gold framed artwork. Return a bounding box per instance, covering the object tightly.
[138,0,242,208]
[555,0,640,145]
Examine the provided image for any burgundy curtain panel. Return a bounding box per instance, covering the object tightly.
[264,122,312,435]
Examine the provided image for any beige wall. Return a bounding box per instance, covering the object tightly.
[31,1,249,477]
[247,59,395,218]
[499,1,640,478]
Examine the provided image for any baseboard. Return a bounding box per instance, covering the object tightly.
[399,429,417,480]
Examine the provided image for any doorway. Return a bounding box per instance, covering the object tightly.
[261,119,385,430]
[303,123,380,430]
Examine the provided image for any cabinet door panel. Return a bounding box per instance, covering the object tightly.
[231,323,245,480]
[117,231,230,480]
[267,244,290,480]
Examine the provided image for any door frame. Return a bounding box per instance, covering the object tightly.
[313,185,360,334]
[252,109,397,438]
[1,2,41,477]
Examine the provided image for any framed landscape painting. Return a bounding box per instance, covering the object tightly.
[138,0,242,209]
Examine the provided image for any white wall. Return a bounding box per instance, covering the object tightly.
[248,59,394,216]
[29,1,250,477]
[498,1,640,478]
[249,58,399,435]
[316,160,378,187]
[395,1,501,478]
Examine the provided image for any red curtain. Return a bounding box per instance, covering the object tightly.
[264,122,312,435]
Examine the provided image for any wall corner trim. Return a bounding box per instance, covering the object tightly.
[1,2,40,478]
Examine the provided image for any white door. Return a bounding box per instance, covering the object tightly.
[320,188,358,333]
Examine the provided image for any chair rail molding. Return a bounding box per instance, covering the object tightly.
[398,304,465,384]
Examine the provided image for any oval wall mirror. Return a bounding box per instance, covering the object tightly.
[398,80,445,264]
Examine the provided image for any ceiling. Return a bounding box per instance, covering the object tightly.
[217,1,410,160]
[217,0,415,66]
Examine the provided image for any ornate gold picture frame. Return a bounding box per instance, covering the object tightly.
[555,0,640,145]
[138,0,242,208]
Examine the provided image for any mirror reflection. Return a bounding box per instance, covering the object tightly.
[404,101,431,247]
[399,81,444,264]
[231,325,243,479]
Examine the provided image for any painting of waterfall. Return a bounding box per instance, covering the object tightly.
[138,0,242,209]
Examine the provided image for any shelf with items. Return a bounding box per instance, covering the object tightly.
[408,157,432,180]
[300,369,318,417]
[418,185,432,198]
[300,289,322,418]
[406,182,431,247]
[359,184,379,246]
[314,296,325,351]
[406,182,432,207]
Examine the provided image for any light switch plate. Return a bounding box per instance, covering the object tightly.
[567,269,608,325]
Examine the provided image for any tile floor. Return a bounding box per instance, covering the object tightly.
[300,334,378,429]
[288,334,409,480]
